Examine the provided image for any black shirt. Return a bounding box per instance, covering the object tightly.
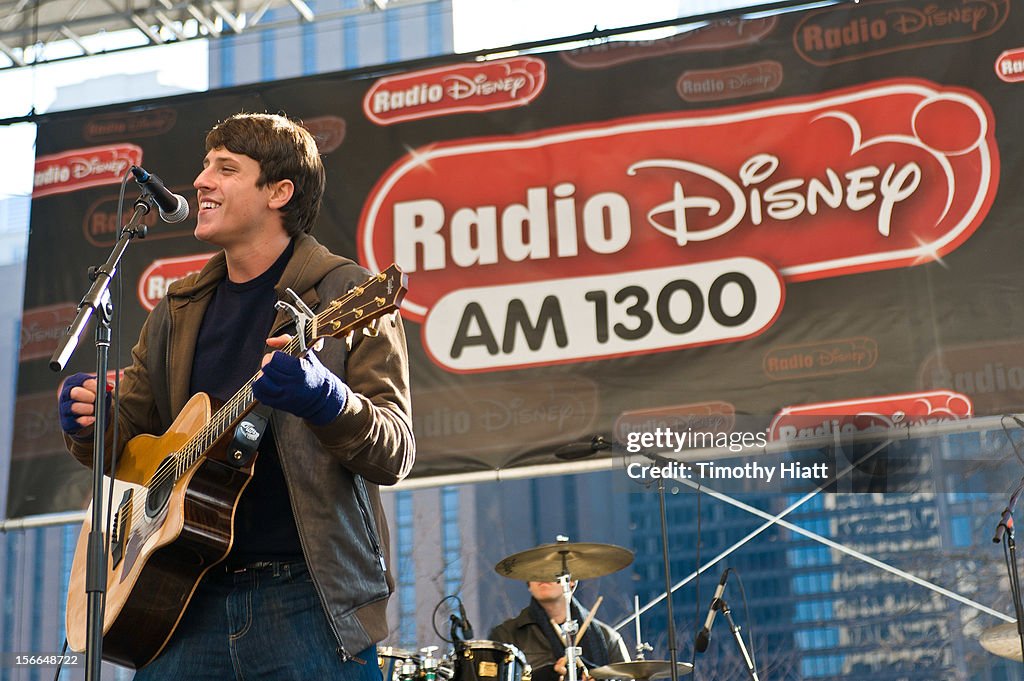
[190,240,303,563]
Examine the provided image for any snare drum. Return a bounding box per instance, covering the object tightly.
[454,640,530,681]
[379,646,422,681]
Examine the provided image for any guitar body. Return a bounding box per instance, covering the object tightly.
[65,392,255,669]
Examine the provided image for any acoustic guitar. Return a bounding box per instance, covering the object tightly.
[65,264,407,668]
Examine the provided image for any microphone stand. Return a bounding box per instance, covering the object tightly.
[992,474,1024,662]
[719,600,759,681]
[655,472,681,681]
[49,191,154,681]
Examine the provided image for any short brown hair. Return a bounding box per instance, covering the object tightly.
[205,112,325,236]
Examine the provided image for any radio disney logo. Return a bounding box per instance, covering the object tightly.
[137,253,216,311]
[768,390,974,442]
[362,80,996,323]
[631,147,919,248]
[20,303,77,361]
[996,48,1024,83]
[363,57,547,125]
[34,144,144,198]
[359,80,996,372]
[561,17,778,70]
[795,0,1008,66]
[445,70,529,101]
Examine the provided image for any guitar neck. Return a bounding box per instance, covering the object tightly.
[171,264,406,475]
[177,333,309,471]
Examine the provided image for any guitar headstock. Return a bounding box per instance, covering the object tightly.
[313,264,408,343]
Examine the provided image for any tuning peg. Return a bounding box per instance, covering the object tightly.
[345,331,355,351]
[363,319,380,337]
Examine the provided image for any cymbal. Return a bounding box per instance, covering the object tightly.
[378,646,418,660]
[495,542,634,581]
[980,622,1023,661]
[590,661,693,680]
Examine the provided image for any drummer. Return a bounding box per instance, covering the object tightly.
[489,580,630,681]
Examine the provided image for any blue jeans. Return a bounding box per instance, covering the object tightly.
[133,560,383,681]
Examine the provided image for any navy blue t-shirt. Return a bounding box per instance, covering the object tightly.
[190,241,303,563]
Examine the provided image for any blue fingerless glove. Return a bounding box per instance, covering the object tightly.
[252,351,349,426]
[58,372,109,439]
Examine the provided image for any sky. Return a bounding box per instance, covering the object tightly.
[1,39,209,198]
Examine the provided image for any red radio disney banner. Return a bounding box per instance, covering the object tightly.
[33,144,143,198]
[767,390,974,442]
[360,79,998,373]
[560,17,778,70]
[363,57,546,125]
[137,253,216,311]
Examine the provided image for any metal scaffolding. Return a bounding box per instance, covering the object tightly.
[0,0,430,69]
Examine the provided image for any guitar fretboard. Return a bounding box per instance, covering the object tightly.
[160,268,401,486]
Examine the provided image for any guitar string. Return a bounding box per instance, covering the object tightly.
[118,295,386,532]
[114,278,397,534]
[118,294,389,533]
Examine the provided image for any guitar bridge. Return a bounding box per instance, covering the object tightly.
[110,488,134,569]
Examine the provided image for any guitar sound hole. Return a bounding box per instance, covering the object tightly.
[145,457,177,518]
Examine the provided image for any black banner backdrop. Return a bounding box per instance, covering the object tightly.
[10,0,1023,518]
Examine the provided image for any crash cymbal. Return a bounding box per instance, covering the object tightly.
[590,661,693,680]
[495,542,634,581]
[980,622,1023,661]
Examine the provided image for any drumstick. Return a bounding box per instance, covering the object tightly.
[550,618,568,645]
[575,596,604,645]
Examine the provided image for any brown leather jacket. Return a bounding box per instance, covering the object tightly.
[66,233,415,657]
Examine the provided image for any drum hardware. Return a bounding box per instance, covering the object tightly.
[980,622,1023,661]
[589,661,693,680]
[589,596,693,681]
[632,595,654,661]
[379,646,423,681]
[495,537,634,681]
[555,569,580,681]
[421,646,442,681]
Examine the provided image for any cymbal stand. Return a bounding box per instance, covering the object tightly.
[719,599,759,681]
[634,595,653,660]
[558,549,581,681]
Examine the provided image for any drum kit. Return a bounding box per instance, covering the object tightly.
[379,539,693,681]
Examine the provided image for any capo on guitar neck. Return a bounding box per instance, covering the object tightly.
[275,288,317,355]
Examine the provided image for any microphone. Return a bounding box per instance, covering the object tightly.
[131,165,189,223]
[694,568,731,653]
[554,435,612,460]
[458,601,474,640]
